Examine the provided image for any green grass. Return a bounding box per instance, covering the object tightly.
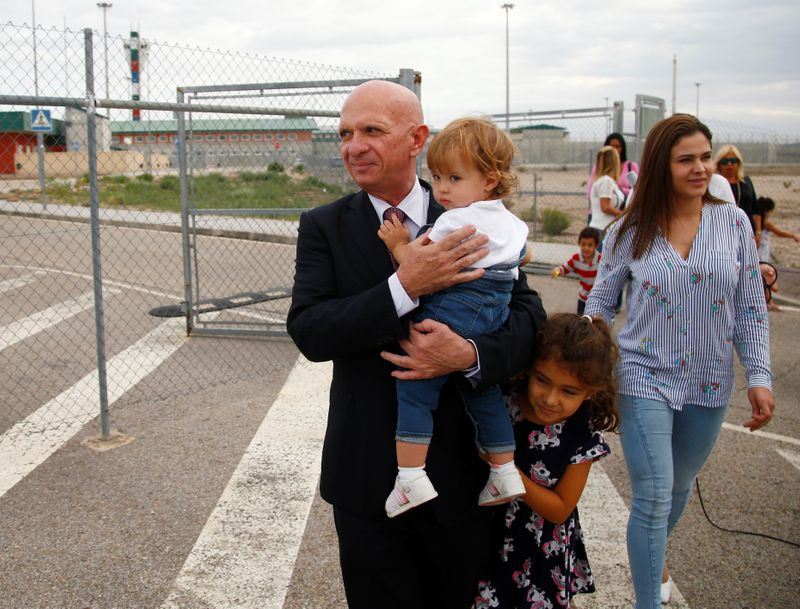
[37,169,344,212]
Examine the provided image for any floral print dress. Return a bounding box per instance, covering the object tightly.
[476,393,610,609]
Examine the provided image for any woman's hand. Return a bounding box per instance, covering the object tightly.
[744,387,774,431]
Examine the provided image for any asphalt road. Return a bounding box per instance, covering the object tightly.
[0,214,798,609]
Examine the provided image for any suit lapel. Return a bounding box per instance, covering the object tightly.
[344,191,395,281]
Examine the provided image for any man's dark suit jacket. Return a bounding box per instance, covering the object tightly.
[287,181,546,521]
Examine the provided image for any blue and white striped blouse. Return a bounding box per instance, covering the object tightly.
[584,202,772,410]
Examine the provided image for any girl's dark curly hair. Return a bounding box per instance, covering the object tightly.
[535,313,620,432]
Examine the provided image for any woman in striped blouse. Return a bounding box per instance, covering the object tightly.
[585,115,774,609]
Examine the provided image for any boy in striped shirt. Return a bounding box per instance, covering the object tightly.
[552,227,602,314]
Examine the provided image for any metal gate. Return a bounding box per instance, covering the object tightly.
[172,72,422,338]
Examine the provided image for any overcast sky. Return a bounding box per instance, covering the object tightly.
[8,1,800,138]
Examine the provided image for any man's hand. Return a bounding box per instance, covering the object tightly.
[381,319,478,380]
[744,386,774,431]
[395,226,489,300]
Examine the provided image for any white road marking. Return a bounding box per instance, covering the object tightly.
[159,357,696,609]
[229,308,286,323]
[721,422,800,447]
[0,263,182,300]
[161,356,332,609]
[0,288,121,351]
[0,271,47,294]
[0,316,191,498]
[776,448,800,472]
[573,465,688,608]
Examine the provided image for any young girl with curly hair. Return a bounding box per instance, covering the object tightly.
[476,313,620,608]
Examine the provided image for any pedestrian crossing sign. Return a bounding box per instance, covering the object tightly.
[30,109,52,132]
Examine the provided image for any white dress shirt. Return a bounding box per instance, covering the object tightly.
[369,179,481,378]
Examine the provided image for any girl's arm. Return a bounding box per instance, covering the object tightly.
[600,197,622,217]
[517,461,592,525]
[596,177,622,217]
[584,225,629,325]
[764,219,799,241]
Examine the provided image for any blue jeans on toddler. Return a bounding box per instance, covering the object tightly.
[617,395,727,609]
[395,273,516,454]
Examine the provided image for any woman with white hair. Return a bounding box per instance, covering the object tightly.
[714,144,761,241]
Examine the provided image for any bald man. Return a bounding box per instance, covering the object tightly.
[287,80,545,609]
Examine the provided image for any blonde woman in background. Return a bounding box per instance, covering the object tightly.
[589,145,624,233]
[714,144,761,242]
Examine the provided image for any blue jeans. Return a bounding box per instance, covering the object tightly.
[395,276,516,453]
[618,395,727,609]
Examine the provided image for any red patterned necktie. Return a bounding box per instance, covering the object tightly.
[382,207,406,269]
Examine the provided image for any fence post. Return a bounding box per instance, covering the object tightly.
[398,69,424,177]
[36,132,47,209]
[176,90,194,336]
[532,173,539,242]
[83,28,111,439]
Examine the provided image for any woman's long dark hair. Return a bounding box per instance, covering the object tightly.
[604,132,628,164]
[613,115,722,260]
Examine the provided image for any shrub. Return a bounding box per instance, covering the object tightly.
[268,162,285,173]
[159,175,180,191]
[300,175,328,189]
[240,171,269,182]
[202,173,227,184]
[137,173,154,182]
[540,208,571,236]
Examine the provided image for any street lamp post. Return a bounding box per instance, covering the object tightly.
[694,82,701,118]
[501,4,514,132]
[97,2,112,99]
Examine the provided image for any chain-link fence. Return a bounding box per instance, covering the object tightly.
[3,21,799,454]
[490,103,800,275]
[0,22,407,451]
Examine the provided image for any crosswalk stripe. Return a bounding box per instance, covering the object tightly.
[0,288,121,351]
[0,271,47,294]
[776,448,800,472]
[161,356,332,609]
[721,422,800,446]
[0,316,190,498]
[161,356,687,608]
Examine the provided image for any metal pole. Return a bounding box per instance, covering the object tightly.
[31,1,38,94]
[671,54,677,115]
[97,2,112,99]
[398,69,424,176]
[532,174,539,242]
[695,82,701,118]
[176,91,195,336]
[32,1,47,209]
[501,4,514,131]
[84,28,111,439]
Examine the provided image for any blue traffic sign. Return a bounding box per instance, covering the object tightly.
[31,109,52,132]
